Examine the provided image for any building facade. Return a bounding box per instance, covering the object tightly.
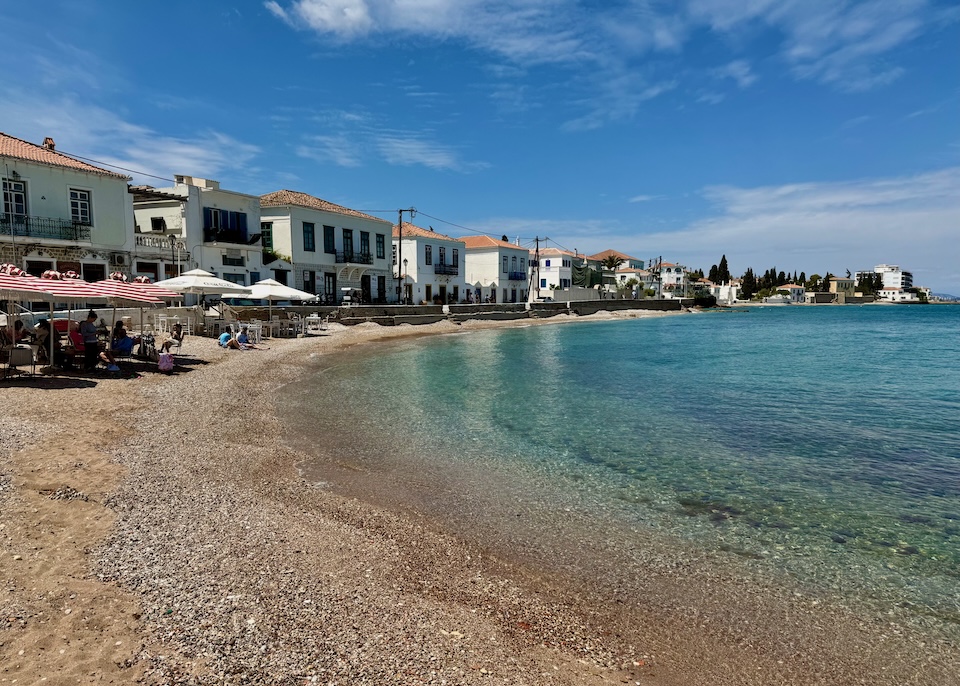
[2,132,135,281]
[461,235,529,303]
[394,222,466,304]
[260,190,393,303]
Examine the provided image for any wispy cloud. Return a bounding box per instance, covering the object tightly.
[0,89,259,185]
[377,135,487,171]
[628,194,659,203]
[713,59,757,88]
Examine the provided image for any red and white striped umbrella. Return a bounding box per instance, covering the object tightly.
[126,276,182,301]
[91,280,164,306]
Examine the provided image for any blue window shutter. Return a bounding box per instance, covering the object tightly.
[203,207,213,229]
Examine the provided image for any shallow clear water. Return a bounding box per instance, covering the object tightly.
[281,305,960,634]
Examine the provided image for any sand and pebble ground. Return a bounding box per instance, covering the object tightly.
[1,310,958,685]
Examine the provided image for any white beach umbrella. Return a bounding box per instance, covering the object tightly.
[154,269,252,296]
[248,278,316,321]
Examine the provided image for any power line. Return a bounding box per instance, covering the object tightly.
[45,149,177,184]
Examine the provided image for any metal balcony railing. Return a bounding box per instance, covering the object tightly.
[0,215,92,241]
[335,251,373,265]
[508,271,527,281]
[434,263,459,275]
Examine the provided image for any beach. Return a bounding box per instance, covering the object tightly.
[2,311,957,685]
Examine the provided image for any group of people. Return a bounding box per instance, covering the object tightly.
[25,311,185,373]
[218,326,261,350]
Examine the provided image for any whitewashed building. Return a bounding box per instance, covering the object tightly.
[777,283,806,302]
[132,175,268,287]
[531,247,582,299]
[394,222,466,304]
[260,190,393,303]
[877,287,919,302]
[1,132,135,280]
[659,262,688,298]
[710,279,741,304]
[461,235,529,303]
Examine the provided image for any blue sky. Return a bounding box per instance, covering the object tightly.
[2,1,958,291]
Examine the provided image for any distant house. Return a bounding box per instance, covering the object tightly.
[394,222,466,304]
[777,283,806,303]
[531,247,582,297]
[260,190,393,303]
[461,235,529,303]
[2,131,135,280]
[659,262,688,299]
[614,267,654,296]
[877,287,919,302]
[586,249,644,270]
[828,276,855,302]
[710,279,741,304]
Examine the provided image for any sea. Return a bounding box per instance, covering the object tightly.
[279,304,960,642]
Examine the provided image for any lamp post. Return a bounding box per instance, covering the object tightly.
[402,258,408,304]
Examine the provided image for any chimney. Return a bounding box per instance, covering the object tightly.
[42,137,56,151]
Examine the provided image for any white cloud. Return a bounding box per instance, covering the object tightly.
[628,195,659,203]
[713,59,756,88]
[377,135,484,171]
[296,135,364,167]
[0,90,259,185]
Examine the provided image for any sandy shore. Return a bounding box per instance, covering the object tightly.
[1,310,957,685]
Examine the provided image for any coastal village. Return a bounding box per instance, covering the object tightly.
[1,130,935,328]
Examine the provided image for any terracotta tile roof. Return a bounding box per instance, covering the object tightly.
[779,283,804,289]
[461,235,524,250]
[392,221,458,242]
[0,131,130,180]
[260,189,389,224]
[533,247,579,258]
[617,267,650,275]
[587,248,640,262]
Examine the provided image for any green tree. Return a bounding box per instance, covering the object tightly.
[741,268,758,299]
[718,254,730,283]
[708,264,719,282]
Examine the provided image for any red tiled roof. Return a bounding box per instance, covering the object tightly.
[461,235,524,250]
[260,190,389,224]
[533,247,579,258]
[392,221,458,242]
[0,131,130,180]
[587,248,640,262]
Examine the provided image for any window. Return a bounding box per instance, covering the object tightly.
[540,278,547,288]
[249,271,261,284]
[303,269,316,293]
[520,258,525,272]
[452,248,458,266]
[260,222,273,250]
[151,217,167,232]
[342,229,354,257]
[545,259,551,267]
[392,243,397,266]
[70,189,92,225]
[223,252,245,267]
[425,245,432,265]
[360,231,370,257]
[376,234,385,259]
[502,256,508,274]
[439,246,446,265]
[203,207,248,242]
[3,178,27,217]
[303,222,316,252]
[323,225,336,253]
[511,256,517,272]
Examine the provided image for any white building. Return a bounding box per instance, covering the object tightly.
[614,267,655,296]
[260,190,393,303]
[777,283,806,303]
[710,279,742,304]
[133,175,267,287]
[874,264,913,290]
[2,132,135,280]
[877,287,919,302]
[659,262,688,298]
[461,235,529,303]
[531,247,581,298]
[394,222,466,304]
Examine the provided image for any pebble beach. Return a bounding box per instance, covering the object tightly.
[2,313,958,685]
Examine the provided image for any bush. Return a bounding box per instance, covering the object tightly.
[693,294,718,307]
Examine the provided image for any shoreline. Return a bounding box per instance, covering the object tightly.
[1,310,957,684]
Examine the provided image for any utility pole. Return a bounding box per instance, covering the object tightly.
[533,237,541,301]
[396,207,416,304]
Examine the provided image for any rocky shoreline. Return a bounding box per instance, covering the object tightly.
[2,313,958,685]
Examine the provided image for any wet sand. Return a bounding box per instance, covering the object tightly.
[1,312,957,685]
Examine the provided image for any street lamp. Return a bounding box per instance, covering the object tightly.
[402,258,408,304]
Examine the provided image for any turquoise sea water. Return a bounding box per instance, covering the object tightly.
[282,305,960,637]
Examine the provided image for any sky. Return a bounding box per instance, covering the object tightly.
[1,1,958,292]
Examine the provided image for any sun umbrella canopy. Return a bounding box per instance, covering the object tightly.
[248,279,316,302]
[90,280,164,306]
[154,269,252,296]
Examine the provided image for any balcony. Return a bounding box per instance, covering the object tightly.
[335,251,373,265]
[434,263,459,276]
[508,271,527,281]
[204,228,261,245]
[0,215,92,241]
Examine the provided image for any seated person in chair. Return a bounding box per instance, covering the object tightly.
[169,323,185,347]
[236,327,259,350]
[111,321,137,356]
[35,320,72,369]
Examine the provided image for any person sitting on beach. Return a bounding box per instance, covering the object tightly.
[236,327,259,350]
[35,320,72,368]
[13,320,33,342]
[218,331,242,350]
[111,321,136,356]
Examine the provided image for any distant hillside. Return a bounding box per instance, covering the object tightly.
[932,293,959,301]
